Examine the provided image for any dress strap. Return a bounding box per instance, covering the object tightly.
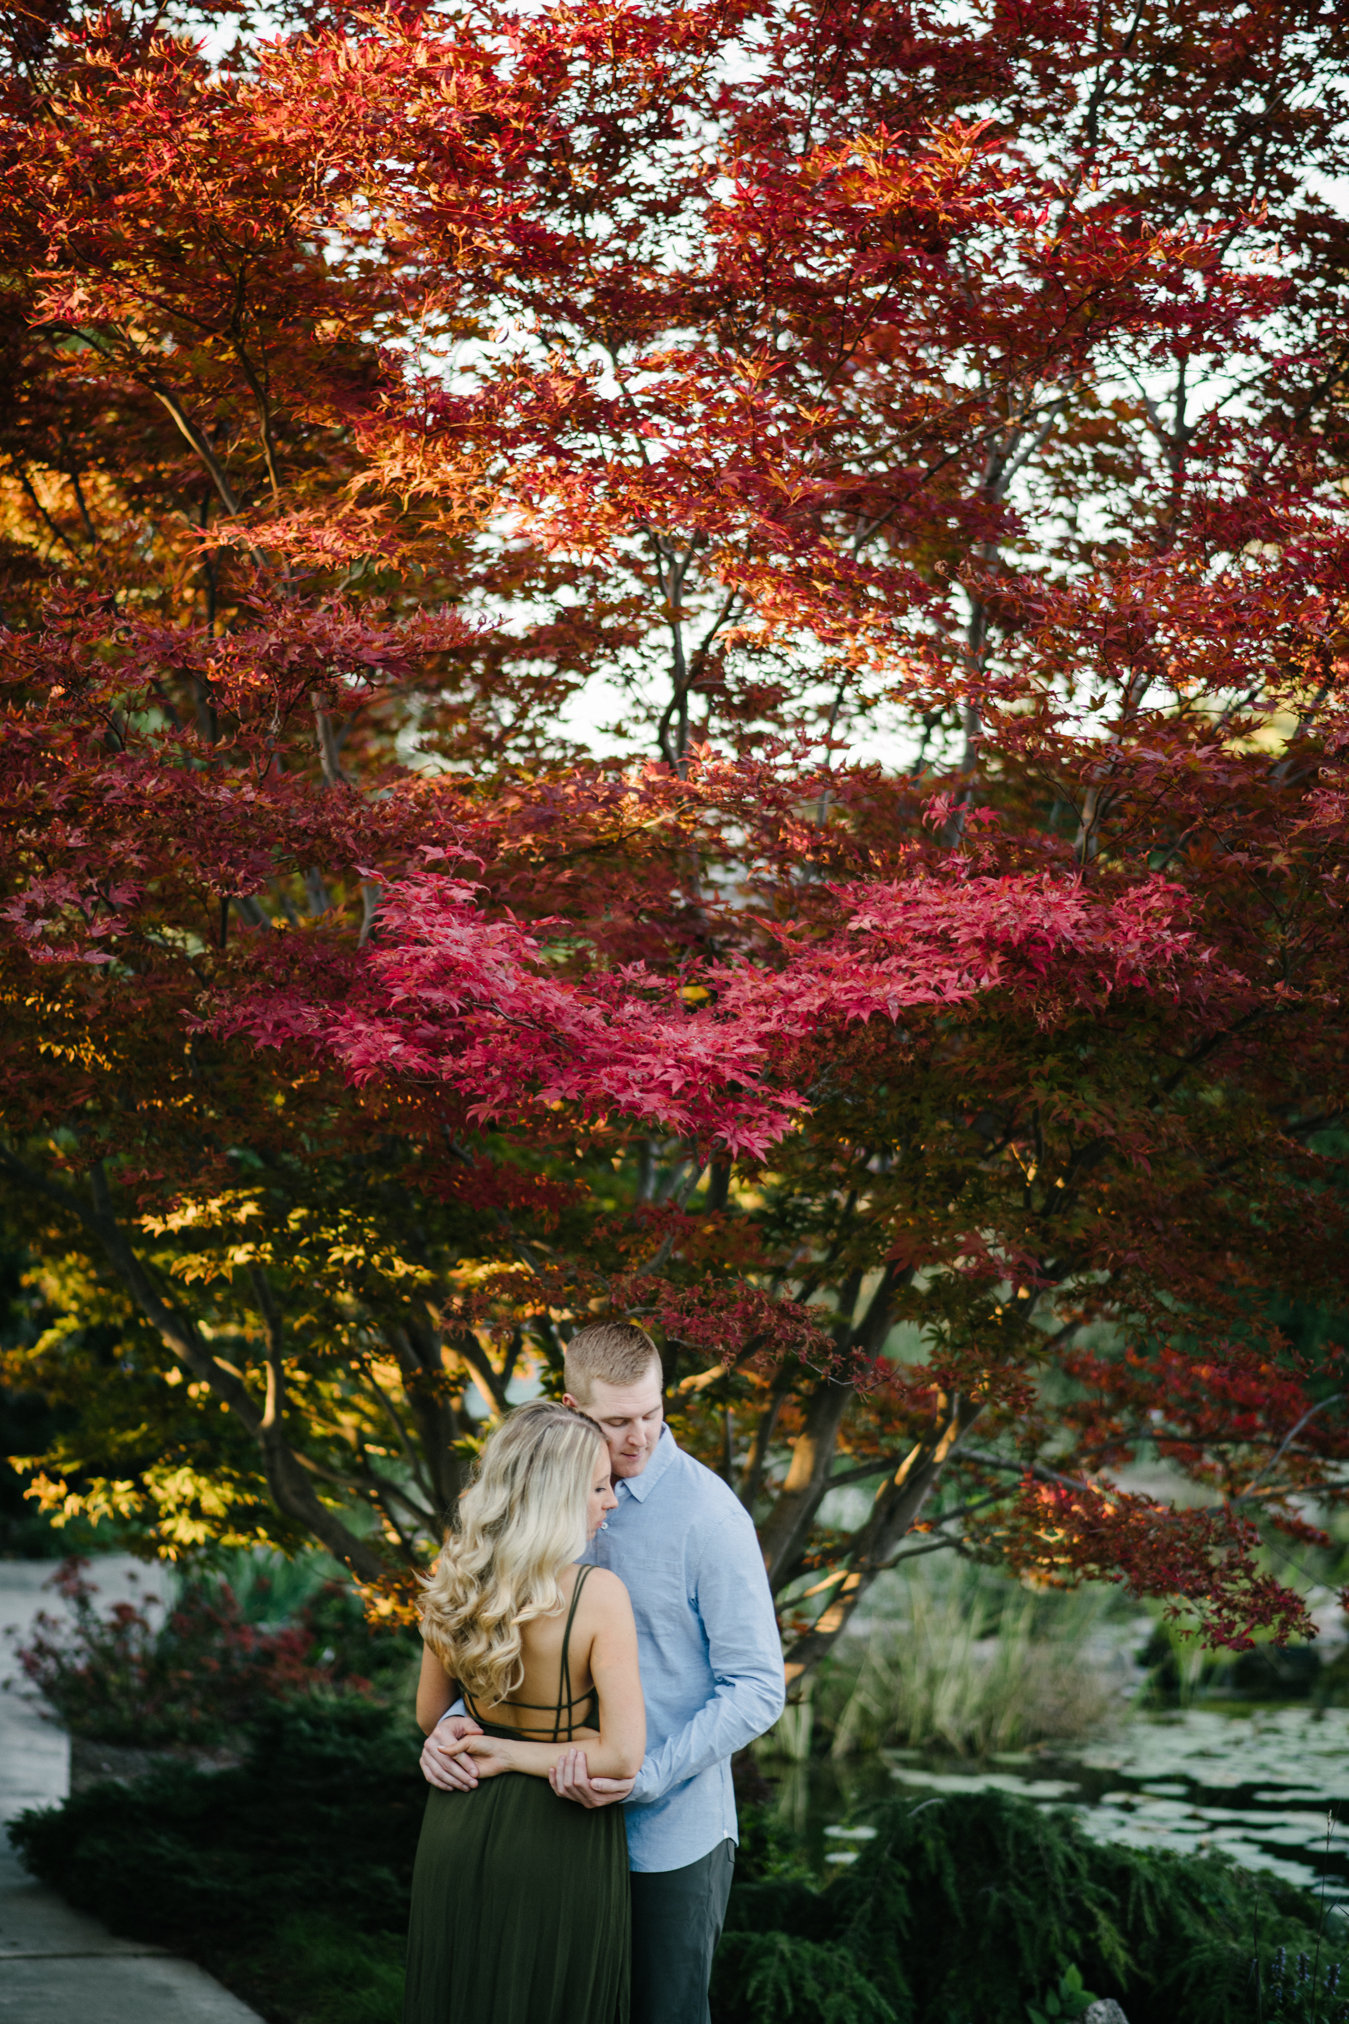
[554,1565,593,1742]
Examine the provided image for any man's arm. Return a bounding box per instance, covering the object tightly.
[416,1644,482,1791]
[625,1504,785,1807]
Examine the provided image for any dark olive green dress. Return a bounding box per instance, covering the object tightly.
[404,1566,630,2024]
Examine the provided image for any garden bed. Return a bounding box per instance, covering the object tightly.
[12,1697,1348,2024]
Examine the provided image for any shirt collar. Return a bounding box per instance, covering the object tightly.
[616,1422,677,1504]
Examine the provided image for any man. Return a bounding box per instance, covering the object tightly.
[420,1321,786,2024]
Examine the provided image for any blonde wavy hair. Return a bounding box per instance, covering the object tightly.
[419,1399,606,1707]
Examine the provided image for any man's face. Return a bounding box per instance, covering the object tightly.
[564,1363,665,1479]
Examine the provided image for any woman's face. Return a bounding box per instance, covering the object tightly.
[585,1454,619,1539]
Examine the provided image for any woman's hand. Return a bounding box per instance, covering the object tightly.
[420,1712,483,1791]
[452,1731,516,1779]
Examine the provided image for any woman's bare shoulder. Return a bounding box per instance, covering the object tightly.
[579,1565,633,1613]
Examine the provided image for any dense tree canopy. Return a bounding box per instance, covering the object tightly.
[3,0,1349,1670]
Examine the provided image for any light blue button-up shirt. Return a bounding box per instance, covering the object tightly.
[585,1426,785,1873]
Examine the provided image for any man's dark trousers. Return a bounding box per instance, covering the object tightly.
[630,1837,736,2024]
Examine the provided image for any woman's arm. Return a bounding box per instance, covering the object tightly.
[581,1571,645,1777]
[458,1571,645,1782]
[415,1642,458,1736]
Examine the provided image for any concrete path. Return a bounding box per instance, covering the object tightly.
[1,1557,266,2023]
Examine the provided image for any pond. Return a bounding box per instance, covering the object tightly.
[773,1704,1349,1893]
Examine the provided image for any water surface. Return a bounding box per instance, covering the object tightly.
[775,1705,1349,1893]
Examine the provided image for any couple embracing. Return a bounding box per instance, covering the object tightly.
[405,1321,787,2024]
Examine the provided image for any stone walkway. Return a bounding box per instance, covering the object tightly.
[0,1557,265,2023]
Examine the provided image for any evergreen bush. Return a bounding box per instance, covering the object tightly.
[718,1790,1349,2024]
[11,1697,423,2024]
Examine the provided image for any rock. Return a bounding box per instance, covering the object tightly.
[1082,2003,1131,2024]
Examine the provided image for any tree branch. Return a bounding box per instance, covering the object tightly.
[0,1144,389,1582]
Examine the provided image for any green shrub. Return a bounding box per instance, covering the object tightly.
[13,1556,416,1744]
[716,1790,1349,2024]
[11,1697,425,1987]
[1026,1962,1101,2022]
[14,1718,1348,2024]
[715,1931,901,2024]
[224,1916,406,2024]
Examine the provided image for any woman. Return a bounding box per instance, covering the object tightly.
[405,1399,644,2024]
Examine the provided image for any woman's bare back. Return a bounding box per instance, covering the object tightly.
[466,1564,603,1742]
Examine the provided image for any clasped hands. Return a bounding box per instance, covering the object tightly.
[420,1715,637,1809]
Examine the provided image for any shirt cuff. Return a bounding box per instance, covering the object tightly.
[628,1756,658,1806]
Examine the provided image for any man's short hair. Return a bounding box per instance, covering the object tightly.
[564,1321,661,1401]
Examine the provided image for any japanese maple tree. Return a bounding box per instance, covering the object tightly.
[2,0,1349,1668]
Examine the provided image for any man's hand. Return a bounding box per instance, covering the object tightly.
[420,1713,484,1792]
[548,1748,637,1809]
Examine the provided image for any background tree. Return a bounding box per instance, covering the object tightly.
[3,0,1348,1668]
